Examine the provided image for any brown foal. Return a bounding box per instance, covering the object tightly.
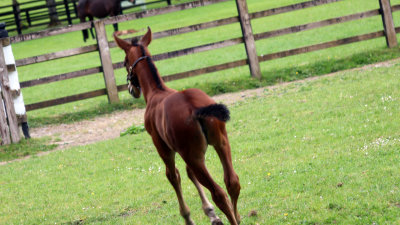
[114,28,241,225]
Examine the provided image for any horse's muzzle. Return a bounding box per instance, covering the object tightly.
[128,81,141,98]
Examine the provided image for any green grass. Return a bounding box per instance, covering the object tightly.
[0,138,57,162]
[1,61,400,224]
[5,0,400,127]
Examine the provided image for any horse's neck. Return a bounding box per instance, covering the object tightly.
[137,64,167,103]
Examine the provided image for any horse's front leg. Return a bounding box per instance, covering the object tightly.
[80,17,89,42]
[89,15,95,40]
[111,7,120,32]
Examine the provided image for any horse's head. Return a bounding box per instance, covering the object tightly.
[114,27,152,98]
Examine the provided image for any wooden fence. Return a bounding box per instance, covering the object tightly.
[0,0,171,34]
[1,0,79,34]
[2,0,400,113]
[1,38,21,144]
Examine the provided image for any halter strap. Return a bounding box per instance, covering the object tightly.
[126,44,164,91]
[128,55,149,75]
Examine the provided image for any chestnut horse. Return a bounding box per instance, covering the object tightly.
[77,0,135,42]
[114,28,241,225]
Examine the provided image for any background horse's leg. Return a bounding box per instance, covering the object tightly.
[112,6,120,32]
[89,16,95,39]
[182,153,238,225]
[151,135,195,225]
[186,166,223,225]
[80,17,89,42]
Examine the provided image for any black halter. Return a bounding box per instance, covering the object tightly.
[126,42,164,95]
[126,55,148,97]
[127,55,149,80]
[126,48,149,96]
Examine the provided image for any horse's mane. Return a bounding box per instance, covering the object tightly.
[131,38,139,46]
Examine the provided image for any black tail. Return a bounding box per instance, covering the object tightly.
[195,104,230,122]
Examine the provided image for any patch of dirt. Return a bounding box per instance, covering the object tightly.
[3,58,400,165]
[32,108,146,149]
[30,88,265,150]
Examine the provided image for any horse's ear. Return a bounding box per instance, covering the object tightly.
[140,27,152,47]
[113,33,131,53]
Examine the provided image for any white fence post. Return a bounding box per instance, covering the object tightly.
[0,38,21,144]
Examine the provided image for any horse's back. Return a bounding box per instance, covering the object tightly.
[154,89,215,152]
[180,88,215,108]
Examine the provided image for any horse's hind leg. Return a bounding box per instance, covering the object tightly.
[212,130,241,224]
[186,166,223,225]
[113,23,119,32]
[205,120,241,224]
[182,153,238,225]
[151,136,195,225]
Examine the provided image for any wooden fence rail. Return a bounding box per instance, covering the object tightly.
[2,0,399,113]
[1,0,79,34]
[13,0,365,68]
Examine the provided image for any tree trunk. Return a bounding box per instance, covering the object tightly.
[12,0,23,34]
[46,0,60,27]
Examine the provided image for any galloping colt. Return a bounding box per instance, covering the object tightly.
[114,28,241,225]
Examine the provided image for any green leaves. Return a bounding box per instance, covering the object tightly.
[120,124,146,137]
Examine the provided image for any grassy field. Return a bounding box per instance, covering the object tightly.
[2,0,400,127]
[1,61,399,224]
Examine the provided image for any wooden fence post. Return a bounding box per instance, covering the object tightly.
[0,83,12,145]
[235,0,261,79]
[94,20,120,104]
[0,38,21,144]
[72,0,78,15]
[379,0,398,48]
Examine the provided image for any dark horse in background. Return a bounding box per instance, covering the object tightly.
[114,28,241,225]
[77,0,135,42]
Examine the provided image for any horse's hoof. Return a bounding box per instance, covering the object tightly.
[211,219,223,225]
